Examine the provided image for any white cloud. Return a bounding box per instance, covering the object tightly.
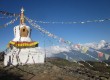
[46,46,70,57]
[80,40,107,50]
[83,42,97,49]
[36,46,70,57]
[97,40,106,49]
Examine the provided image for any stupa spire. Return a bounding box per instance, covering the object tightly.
[20,7,25,24]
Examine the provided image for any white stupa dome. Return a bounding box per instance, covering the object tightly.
[13,24,32,42]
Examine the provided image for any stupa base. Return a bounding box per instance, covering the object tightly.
[4,47,45,66]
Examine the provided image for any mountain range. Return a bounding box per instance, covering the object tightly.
[39,40,110,62]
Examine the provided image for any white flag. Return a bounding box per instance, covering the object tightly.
[105,54,110,60]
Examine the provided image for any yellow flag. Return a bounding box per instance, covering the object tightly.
[81,46,89,53]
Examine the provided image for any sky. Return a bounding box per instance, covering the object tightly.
[0,0,110,51]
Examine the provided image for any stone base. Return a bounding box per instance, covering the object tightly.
[4,47,45,66]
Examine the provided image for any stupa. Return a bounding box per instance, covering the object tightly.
[4,8,45,66]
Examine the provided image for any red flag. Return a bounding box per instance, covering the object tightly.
[98,52,103,58]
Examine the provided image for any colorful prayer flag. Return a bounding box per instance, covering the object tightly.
[98,52,103,58]
[105,54,110,60]
[81,46,89,53]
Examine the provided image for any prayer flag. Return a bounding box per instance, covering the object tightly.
[105,54,110,60]
[98,52,103,58]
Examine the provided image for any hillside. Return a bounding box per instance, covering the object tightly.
[0,58,110,80]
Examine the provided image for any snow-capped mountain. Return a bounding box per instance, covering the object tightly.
[38,40,110,61]
[46,40,110,60]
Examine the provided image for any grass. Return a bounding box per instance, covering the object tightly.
[49,58,80,67]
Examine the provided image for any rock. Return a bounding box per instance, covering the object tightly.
[100,77,108,80]
[52,65,60,72]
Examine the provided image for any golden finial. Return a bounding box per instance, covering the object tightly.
[20,7,25,24]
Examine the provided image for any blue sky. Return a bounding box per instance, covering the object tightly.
[0,0,110,51]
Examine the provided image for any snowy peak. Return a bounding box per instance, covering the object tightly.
[98,40,106,49]
[82,40,110,50]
